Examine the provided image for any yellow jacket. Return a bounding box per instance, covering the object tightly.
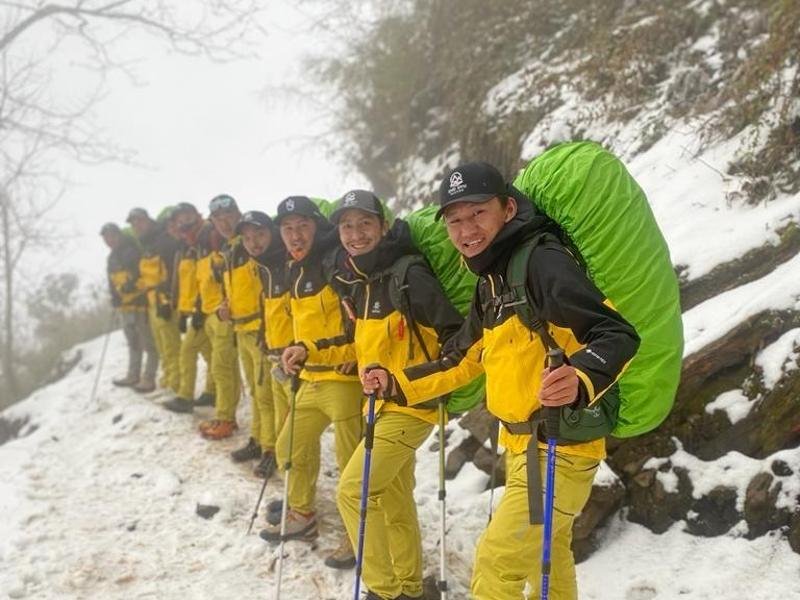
[223,239,262,333]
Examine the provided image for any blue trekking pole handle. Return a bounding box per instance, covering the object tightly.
[353,392,377,600]
[541,348,563,600]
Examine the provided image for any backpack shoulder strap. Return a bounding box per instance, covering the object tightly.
[383,254,428,315]
[507,232,561,352]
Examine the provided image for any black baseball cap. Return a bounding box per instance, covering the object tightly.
[436,162,507,220]
[329,190,384,225]
[126,207,150,223]
[209,194,239,215]
[235,210,273,235]
[172,202,198,216]
[275,196,325,224]
[99,222,120,235]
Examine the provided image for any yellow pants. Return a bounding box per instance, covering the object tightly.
[337,411,433,599]
[271,366,291,438]
[203,313,240,422]
[275,379,363,513]
[237,331,276,450]
[177,322,214,400]
[471,449,599,600]
[147,303,181,392]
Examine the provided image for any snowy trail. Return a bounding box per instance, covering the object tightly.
[2,333,799,599]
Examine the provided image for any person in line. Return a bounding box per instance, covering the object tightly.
[361,163,639,600]
[196,194,243,440]
[101,222,158,392]
[162,203,216,413]
[225,210,281,478]
[259,196,363,571]
[282,190,463,596]
[126,207,181,394]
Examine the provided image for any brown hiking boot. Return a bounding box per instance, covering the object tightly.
[259,509,318,543]
[323,532,355,569]
[202,420,237,440]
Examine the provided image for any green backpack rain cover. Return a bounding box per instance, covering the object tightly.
[406,206,486,414]
[513,141,683,438]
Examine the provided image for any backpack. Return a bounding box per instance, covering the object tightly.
[512,141,683,439]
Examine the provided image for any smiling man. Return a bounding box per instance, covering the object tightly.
[361,162,640,600]
[258,196,364,571]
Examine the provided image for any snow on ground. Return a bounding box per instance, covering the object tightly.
[2,333,800,599]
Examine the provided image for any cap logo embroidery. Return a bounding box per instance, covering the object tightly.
[344,192,357,206]
[448,171,467,196]
[286,199,295,211]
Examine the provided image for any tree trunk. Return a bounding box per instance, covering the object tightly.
[0,191,19,401]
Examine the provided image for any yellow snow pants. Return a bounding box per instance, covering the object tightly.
[275,379,363,513]
[203,313,240,422]
[337,411,433,599]
[177,322,214,400]
[148,303,181,392]
[471,449,599,600]
[237,331,276,450]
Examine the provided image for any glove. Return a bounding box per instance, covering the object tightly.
[178,315,188,333]
[156,303,172,320]
[191,312,205,331]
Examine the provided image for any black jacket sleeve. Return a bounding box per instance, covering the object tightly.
[528,243,640,406]
[405,263,464,347]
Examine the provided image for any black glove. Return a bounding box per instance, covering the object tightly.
[191,312,205,331]
[178,315,188,333]
[156,303,172,320]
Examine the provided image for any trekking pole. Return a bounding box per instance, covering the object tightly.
[246,467,270,536]
[89,311,116,404]
[274,375,300,600]
[487,418,498,524]
[540,348,564,600]
[437,398,449,599]
[353,391,378,600]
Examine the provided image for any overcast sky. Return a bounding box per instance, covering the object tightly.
[43,4,369,284]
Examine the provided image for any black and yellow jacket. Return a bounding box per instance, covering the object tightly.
[395,201,640,459]
[195,222,227,316]
[223,237,262,333]
[302,220,464,424]
[136,223,180,309]
[107,234,146,311]
[287,225,358,383]
[254,234,293,357]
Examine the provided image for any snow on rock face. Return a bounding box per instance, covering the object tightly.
[2,333,800,599]
[755,327,800,390]
[704,389,756,425]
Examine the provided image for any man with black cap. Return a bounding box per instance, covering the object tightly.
[280,189,465,594]
[101,222,159,390]
[223,210,281,477]
[196,194,242,440]
[162,203,216,414]
[259,196,363,569]
[127,207,181,394]
[361,162,640,600]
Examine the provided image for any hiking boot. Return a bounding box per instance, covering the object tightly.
[231,437,261,462]
[112,375,139,387]
[323,533,355,570]
[162,396,194,414]
[365,592,421,600]
[259,509,317,544]
[133,379,156,394]
[266,499,283,525]
[253,451,277,478]
[194,392,215,407]
[201,420,237,440]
